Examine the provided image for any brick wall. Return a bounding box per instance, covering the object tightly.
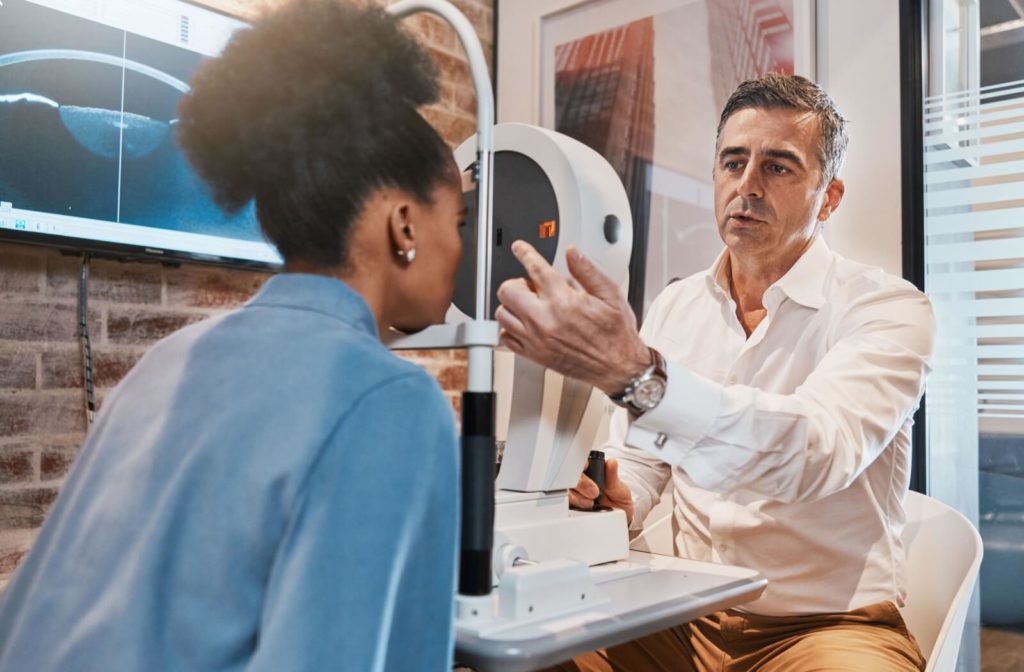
[0,0,491,585]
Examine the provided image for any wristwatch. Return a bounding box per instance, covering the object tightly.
[609,347,667,417]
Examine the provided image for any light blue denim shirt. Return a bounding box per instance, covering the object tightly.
[0,273,460,671]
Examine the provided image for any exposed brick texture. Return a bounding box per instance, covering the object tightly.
[40,347,144,389]
[0,391,88,437]
[0,528,39,577]
[107,308,211,345]
[165,267,267,308]
[0,248,44,294]
[0,349,36,390]
[0,449,34,484]
[0,488,59,529]
[40,447,77,482]
[0,0,489,584]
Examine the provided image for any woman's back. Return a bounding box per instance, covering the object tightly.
[0,273,459,671]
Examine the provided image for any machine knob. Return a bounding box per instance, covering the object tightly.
[493,543,531,579]
[603,214,621,244]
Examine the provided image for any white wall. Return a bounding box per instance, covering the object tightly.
[815,0,904,276]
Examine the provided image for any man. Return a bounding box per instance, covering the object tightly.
[495,74,933,671]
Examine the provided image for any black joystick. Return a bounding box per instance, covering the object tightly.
[585,450,606,512]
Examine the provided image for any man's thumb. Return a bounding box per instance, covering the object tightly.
[605,458,621,487]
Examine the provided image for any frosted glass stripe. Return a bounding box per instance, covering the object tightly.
[926,77,1024,102]
[925,120,1024,144]
[925,104,1024,130]
[926,159,1024,185]
[926,84,1024,110]
[927,69,1024,435]
[925,105,1024,131]
[927,237,1024,263]
[925,207,1024,235]
[978,364,1024,375]
[977,380,1024,389]
[972,324,1024,338]
[925,97,1024,121]
[978,79,1024,93]
[926,182,1024,209]
[977,404,1024,412]
[925,83,1024,110]
[935,298,1024,317]
[925,138,1024,164]
[927,268,1024,292]
[925,95,1024,121]
[976,345,1024,357]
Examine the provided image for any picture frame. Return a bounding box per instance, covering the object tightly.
[497,0,817,318]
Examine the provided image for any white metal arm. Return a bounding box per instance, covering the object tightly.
[386,0,496,393]
[386,0,495,322]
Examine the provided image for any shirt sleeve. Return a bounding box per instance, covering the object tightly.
[625,283,936,504]
[246,373,459,672]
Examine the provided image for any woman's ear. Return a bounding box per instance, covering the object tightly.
[387,199,417,262]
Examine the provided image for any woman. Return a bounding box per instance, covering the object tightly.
[0,1,465,670]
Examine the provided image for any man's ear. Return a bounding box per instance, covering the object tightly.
[386,199,417,258]
[817,178,846,222]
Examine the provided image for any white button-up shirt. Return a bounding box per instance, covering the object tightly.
[606,236,936,615]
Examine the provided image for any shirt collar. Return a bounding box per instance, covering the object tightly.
[702,235,832,310]
[246,273,379,338]
[704,247,734,301]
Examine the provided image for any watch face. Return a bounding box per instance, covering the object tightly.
[633,378,666,409]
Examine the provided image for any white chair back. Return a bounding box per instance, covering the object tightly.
[900,490,983,672]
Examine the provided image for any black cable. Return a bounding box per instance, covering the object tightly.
[78,253,95,425]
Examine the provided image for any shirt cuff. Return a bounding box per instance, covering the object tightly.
[624,361,722,460]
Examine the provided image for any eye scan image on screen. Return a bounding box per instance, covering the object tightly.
[0,0,282,267]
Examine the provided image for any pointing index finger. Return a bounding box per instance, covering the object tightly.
[511,240,565,296]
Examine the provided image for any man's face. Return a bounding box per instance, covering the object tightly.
[713,107,839,266]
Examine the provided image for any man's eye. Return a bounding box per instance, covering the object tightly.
[768,164,788,175]
[724,161,741,171]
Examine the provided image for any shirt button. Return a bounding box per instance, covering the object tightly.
[654,433,668,448]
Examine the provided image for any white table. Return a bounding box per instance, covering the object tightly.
[454,551,767,672]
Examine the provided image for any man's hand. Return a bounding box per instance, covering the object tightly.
[495,241,650,396]
[569,458,634,524]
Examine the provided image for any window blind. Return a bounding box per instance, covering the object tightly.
[925,78,1024,423]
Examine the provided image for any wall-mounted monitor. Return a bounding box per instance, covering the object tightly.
[0,0,282,268]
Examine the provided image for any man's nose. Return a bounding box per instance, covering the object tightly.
[736,164,764,200]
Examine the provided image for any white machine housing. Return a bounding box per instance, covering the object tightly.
[452,123,633,495]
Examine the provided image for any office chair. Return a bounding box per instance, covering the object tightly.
[900,490,983,672]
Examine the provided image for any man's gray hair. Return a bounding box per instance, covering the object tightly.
[716,73,848,186]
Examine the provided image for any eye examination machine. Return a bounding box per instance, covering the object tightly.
[384,2,767,670]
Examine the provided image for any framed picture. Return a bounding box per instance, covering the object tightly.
[497,0,817,319]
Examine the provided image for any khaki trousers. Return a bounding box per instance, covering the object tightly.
[545,601,926,672]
